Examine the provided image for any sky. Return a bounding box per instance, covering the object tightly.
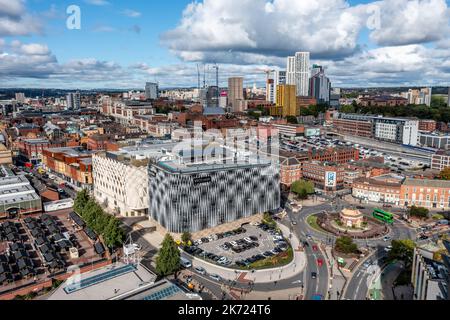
[1,0,450,89]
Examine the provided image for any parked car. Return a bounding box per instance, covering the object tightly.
[244,237,253,243]
[311,272,317,279]
[383,236,392,242]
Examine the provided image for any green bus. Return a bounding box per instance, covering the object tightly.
[372,208,394,224]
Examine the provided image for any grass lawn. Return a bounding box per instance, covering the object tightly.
[247,247,294,270]
[307,215,323,232]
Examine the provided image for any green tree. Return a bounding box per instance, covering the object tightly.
[438,167,450,180]
[340,104,356,114]
[291,180,315,199]
[388,240,416,269]
[335,236,358,254]
[181,232,192,244]
[409,206,429,219]
[103,217,125,248]
[74,189,90,214]
[156,234,181,276]
[286,116,298,124]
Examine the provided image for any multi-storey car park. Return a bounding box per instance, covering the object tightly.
[148,147,280,233]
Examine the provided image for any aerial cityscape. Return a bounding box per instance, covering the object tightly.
[1,0,450,307]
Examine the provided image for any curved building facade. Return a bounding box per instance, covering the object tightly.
[148,160,280,233]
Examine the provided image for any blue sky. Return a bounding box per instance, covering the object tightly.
[1,0,450,89]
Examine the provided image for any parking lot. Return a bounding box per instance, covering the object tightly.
[0,210,105,293]
[185,223,290,269]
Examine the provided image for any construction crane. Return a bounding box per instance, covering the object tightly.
[212,64,219,106]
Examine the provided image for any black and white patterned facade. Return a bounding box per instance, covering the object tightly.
[148,162,280,233]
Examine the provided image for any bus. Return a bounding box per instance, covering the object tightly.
[372,208,394,224]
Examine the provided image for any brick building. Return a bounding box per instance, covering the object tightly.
[301,161,346,192]
[401,178,450,210]
[42,147,96,190]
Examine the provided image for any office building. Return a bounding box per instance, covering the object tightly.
[406,88,432,107]
[270,84,297,117]
[42,147,95,190]
[401,178,450,209]
[286,52,310,97]
[266,70,286,104]
[419,120,437,132]
[419,133,450,149]
[334,114,419,146]
[66,92,81,110]
[0,144,12,164]
[228,77,244,112]
[148,147,280,233]
[301,161,345,192]
[448,87,450,107]
[309,65,331,104]
[412,242,449,300]
[145,82,159,100]
[431,151,450,171]
[15,93,25,103]
[93,144,175,217]
[330,88,341,108]
[352,174,404,205]
[374,117,419,146]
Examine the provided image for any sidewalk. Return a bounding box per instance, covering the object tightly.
[324,246,347,300]
[188,223,306,284]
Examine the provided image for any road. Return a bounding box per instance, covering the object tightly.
[343,248,387,300]
[286,202,331,300]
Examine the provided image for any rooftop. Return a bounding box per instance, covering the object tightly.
[114,280,202,301]
[48,263,157,300]
[403,178,450,189]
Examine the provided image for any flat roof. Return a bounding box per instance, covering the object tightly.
[156,156,273,174]
[48,263,157,300]
[115,280,201,301]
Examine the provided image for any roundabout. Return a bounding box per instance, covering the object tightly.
[308,208,390,240]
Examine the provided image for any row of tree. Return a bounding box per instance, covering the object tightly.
[340,97,450,123]
[74,190,125,249]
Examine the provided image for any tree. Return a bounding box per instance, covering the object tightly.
[74,189,90,214]
[335,236,358,254]
[181,232,192,244]
[388,240,416,269]
[286,116,298,124]
[409,206,429,219]
[291,180,315,199]
[438,167,450,180]
[263,212,276,228]
[340,104,355,114]
[103,217,125,248]
[156,234,181,276]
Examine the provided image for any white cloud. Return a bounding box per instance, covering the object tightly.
[122,9,142,18]
[0,0,42,36]
[161,0,365,63]
[368,0,450,46]
[0,0,24,19]
[84,0,110,6]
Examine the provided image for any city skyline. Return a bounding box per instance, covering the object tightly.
[0,0,450,89]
